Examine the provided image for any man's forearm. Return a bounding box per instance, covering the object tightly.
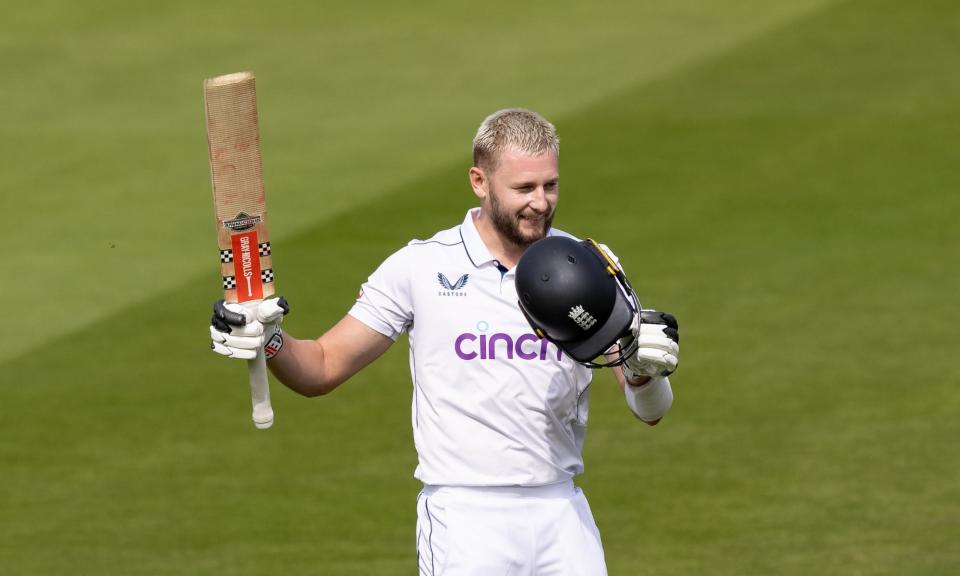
[267,334,336,397]
[265,316,396,398]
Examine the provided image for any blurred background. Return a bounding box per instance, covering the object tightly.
[2,0,958,574]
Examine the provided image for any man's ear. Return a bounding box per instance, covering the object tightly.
[469,166,487,201]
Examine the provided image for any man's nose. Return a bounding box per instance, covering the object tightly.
[529,187,549,212]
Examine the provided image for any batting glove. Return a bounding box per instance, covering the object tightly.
[620,310,680,380]
[210,297,289,360]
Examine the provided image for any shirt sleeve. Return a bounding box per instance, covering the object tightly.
[348,248,414,340]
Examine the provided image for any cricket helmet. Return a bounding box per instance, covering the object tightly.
[515,236,640,367]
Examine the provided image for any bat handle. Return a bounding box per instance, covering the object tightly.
[248,350,274,429]
[243,300,275,429]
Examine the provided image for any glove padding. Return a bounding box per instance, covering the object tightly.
[620,310,680,379]
[210,297,289,360]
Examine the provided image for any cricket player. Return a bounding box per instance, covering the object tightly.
[210,109,680,575]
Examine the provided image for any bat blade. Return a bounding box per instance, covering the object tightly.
[204,71,275,430]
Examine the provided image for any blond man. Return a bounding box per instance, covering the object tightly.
[210,109,679,575]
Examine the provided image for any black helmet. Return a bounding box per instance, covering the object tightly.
[515,236,640,367]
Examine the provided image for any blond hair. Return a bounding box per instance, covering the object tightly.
[472,108,559,172]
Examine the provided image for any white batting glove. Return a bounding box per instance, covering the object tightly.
[210,297,289,360]
[619,310,680,380]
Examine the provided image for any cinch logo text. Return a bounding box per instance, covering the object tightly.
[454,332,562,361]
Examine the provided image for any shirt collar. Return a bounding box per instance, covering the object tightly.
[459,207,559,270]
[460,208,495,268]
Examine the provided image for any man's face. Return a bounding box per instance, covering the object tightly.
[482,149,559,247]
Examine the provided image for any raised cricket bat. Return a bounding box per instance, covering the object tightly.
[204,71,275,429]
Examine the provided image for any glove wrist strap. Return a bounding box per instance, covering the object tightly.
[263,324,284,359]
[622,363,645,383]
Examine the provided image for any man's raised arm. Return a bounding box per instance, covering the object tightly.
[210,298,394,397]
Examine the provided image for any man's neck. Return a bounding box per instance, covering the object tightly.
[473,209,526,269]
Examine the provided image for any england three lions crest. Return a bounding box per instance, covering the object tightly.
[568,305,597,331]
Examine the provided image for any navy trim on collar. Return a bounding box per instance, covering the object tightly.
[459,208,496,268]
[458,227,479,268]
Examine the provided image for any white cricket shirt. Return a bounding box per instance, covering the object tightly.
[349,208,595,486]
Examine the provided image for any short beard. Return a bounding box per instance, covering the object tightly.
[487,186,555,247]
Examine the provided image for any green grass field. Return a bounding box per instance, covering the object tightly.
[3,0,958,574]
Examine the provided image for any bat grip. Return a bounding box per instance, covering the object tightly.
[248,351,274,429]
[243,300,275,429]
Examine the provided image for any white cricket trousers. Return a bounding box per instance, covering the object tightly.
[416,481,607,576]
